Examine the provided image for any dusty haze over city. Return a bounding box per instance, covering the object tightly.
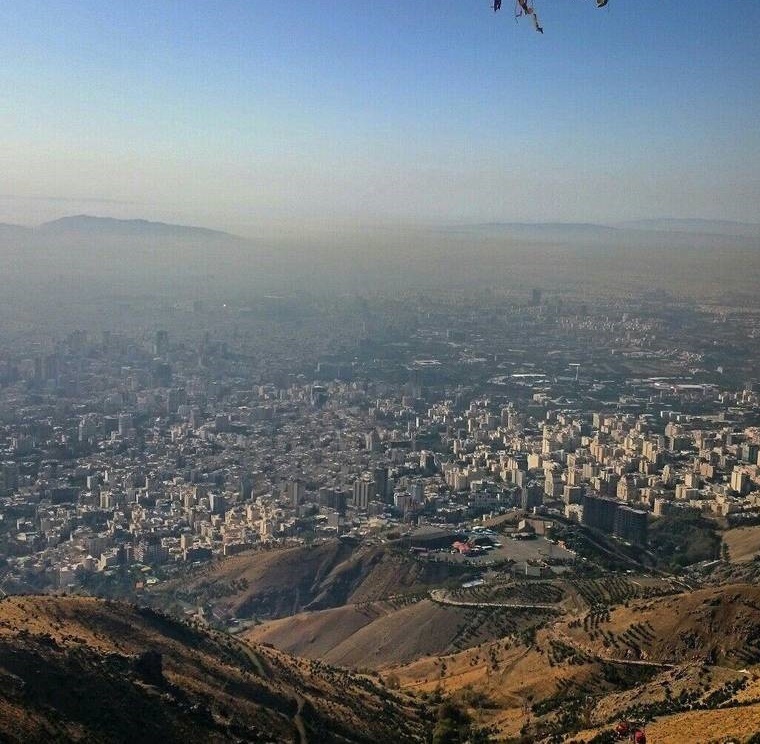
[2,3,760,744]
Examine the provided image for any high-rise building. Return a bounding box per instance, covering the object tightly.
[521,481,543,511]
[373,467,389,501]
[409,480,424,504]
[209,493,227,517]
[0,462,19,495]
[420,450,436,474]
[741,443,759,465]
[117,413,133,437]
[135,535,168,564]
[152,361,172,387]
[287,480,305,507]
[352,478,376,510]
[153,330,169,357]
[365,430,381,452]
[614,506,648,545]
[42,353,59,382]
[581,494,618,534]
[544,471,562,498]
[582,494,648,546]
[730,469,749,495]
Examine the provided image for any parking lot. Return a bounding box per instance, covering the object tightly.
[425,534,575,566]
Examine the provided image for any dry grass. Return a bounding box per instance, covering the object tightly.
[244,597,548,669]
[0,595,427,743]
[390,636,601,739]
[723,525,760,563]
[557,584,760,667]
[154,538,453,620]
[386,584,760,741]
[570,703,760,743]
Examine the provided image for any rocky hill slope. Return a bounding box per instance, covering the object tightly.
[244,596,554,669]
[386,584,760,742]
[154,539,462,621]
[0,595,427,743]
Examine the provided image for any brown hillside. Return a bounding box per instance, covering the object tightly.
[392,629,758,741]
[569,702,760,743]
[0,595,427,743]
[723,525,760,563]
[244,597,553,669]
[390,637,637,741]
[388,584,760,741]
[156,538,460,621]
[557,583,760,667]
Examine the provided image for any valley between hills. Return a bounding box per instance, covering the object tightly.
[5,534,760,743]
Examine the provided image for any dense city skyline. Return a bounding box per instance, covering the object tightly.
[3,4,760,741]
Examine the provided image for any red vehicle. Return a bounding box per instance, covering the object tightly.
[615,721,631,738]
[615,721,646,743]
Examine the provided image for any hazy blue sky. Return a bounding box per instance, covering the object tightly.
[1,1,759,234]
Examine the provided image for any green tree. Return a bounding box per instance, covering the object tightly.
[432,702,472,744]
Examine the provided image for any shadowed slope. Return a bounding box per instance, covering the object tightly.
[0,595,428,743]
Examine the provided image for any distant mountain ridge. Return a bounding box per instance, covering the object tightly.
[453,218,760,240]
[474,221,618,231]
[36,214,234,240]
[0,223,32,237]
[617,218,760,238]
[3,214,758,241]
[449,221,619,234]
[2,213,758,295]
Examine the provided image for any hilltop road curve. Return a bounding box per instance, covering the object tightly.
[428,588,563,612]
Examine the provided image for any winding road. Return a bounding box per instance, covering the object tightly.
[428,588,563,612]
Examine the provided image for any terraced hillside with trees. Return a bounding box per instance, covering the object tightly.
[386,584,760,742]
